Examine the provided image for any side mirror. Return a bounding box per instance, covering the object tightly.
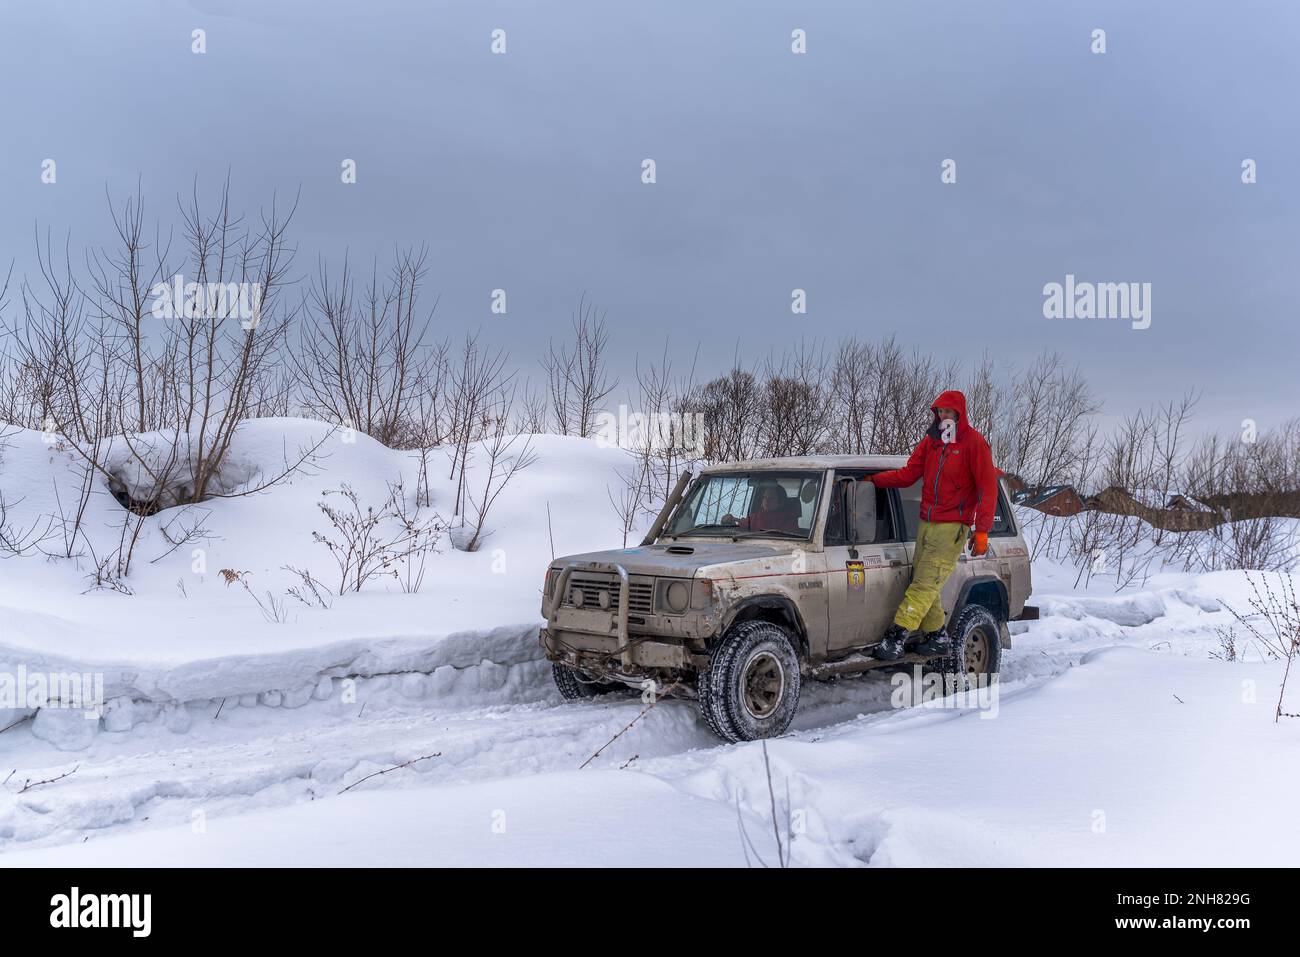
[834,477,878,547]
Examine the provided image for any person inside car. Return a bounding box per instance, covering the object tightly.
[721,484,800,534]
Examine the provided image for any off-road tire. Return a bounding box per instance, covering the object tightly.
[552,662,624,700]
[698,620,802,742]
[937,603,1002,692]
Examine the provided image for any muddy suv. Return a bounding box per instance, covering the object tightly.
[540,456,1035,741]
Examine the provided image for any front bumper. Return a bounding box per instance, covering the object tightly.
[540,627,707,673]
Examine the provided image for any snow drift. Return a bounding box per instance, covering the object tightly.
[0,419,645,746]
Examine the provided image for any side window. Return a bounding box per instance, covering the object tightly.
[825,472,897,545]
[894,480,1013,538]
[897,480,922,541]
[990,484,1015,536]
[872,484,897,542]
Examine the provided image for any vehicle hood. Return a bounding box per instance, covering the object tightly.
[552,541,791,577]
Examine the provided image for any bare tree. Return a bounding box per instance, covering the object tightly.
[688,362,763,462]
[1002,351,1101,493]
[829,337,873,455]
[443,332,512,521]
[294,246,441,447]
[541,295,617,437]
[758,342,832,457]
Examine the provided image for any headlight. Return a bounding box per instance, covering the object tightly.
[666,581,689,612]
[657,579,690,615]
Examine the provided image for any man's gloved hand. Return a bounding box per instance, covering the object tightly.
[970,531,988,557]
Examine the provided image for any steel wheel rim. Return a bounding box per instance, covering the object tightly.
[741,650,785,720]
[965,629,990,675]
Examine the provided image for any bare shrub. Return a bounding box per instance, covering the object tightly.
[219,568,290,623]
[283,565,334,609]
[461,387,538,552]
[1218,572,1300,721]
[608,458,652,548]
[312,480,443,593]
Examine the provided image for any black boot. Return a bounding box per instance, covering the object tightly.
[913,627,952,657]
[870,623,908,660]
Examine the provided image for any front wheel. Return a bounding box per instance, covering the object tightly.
[552,662,625,701]
[698,620,802,742]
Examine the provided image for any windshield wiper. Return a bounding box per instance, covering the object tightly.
[672,524,746,540]
[735,528,806,539]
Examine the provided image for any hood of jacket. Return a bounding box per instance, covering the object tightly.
[929,389,970,439]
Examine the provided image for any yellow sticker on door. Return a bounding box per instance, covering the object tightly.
[846,560,865,591]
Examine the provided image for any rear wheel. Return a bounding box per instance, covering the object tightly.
[938,604,1002,691]
[552,662,625,700]
[698,620,802,742]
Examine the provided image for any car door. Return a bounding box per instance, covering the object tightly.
[823,470,911,654]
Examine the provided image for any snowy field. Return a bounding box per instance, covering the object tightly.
[1,420,1296,866]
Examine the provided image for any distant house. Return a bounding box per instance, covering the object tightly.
[1088,486,1220,531]
[1018,484,1086,517]
[1088,485,1143,516]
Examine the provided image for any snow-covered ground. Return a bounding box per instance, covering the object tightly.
[1,420,1297,866]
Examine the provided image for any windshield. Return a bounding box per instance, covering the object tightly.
[664,471,823,540]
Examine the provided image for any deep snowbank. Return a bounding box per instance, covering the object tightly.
[0,419,645,744]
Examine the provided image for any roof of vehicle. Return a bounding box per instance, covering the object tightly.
[701,454,909,473]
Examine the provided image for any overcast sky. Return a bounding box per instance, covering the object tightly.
[2,0,1296,435]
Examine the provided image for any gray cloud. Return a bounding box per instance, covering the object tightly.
[1,0,1295,434]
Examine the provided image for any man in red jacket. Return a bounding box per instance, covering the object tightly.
[867,389,998,660]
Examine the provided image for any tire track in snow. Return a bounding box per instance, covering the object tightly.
[1,598,1204,855]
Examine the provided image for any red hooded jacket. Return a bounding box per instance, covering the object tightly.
[869,390,999,534]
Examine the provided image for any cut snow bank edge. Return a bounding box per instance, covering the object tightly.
[2,620,549,747]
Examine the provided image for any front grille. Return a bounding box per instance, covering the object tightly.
[627,582,654,615]
[565,573,654,614]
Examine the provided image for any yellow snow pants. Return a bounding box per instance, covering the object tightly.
[894,520,968,632]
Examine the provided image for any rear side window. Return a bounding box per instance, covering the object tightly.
[897,479,1015,538]
[898,480,922,541]
[990,484,1015,536]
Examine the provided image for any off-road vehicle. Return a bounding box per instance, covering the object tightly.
[540,456,1035,742]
